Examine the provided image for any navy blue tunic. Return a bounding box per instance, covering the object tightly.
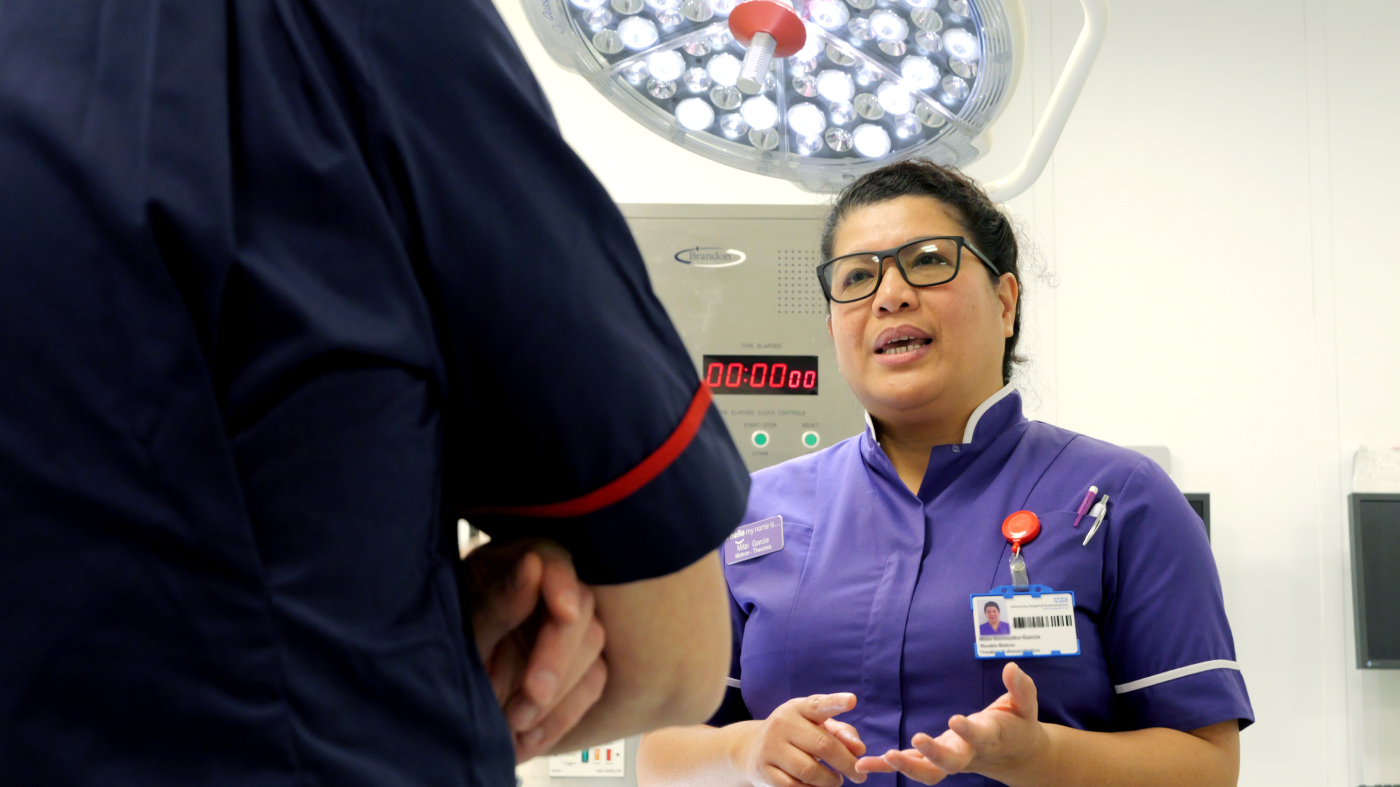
[0,1,749,784]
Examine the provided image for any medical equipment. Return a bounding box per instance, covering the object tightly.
[622,204,865,471]
[1349,493,1400,668]
[520,0,1107,198]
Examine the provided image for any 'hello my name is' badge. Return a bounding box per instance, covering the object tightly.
[724,516,785,565]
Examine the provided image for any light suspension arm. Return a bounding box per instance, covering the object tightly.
[983,0,1109,203]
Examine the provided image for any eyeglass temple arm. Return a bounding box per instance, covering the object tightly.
[982,0,1110,203]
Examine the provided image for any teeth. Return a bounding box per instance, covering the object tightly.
[885,343,921,355]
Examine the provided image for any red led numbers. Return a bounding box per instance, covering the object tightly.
[787,370,801,388]
[751,363,768,387]
[802,370,816,389]
[705,363,723,388]
[725,363,743,388]
[770,363,787,388]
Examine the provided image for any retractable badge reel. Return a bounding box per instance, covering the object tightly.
[970,510,1080,660]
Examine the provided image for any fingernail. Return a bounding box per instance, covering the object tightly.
[509,701,539,731]
[528,670,559,705]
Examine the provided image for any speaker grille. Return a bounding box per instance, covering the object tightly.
[776,250,825,315]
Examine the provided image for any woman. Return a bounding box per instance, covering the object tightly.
[637,161,1252,787]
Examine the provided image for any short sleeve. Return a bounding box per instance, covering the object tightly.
[1102,459,1254,732]
[706,584,753,727]
[357,0,749,584]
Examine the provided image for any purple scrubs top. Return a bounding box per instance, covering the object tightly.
[712,387,1252,787]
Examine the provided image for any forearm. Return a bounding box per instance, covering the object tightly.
[1005,723,1239,787]
[547,553,731,753]
[636,722,758,787]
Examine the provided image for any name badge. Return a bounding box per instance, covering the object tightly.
[724,516,785,565]
[970,585,1079,659]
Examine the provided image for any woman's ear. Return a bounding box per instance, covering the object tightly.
[997,273,1018,338]
[826,313,834,339]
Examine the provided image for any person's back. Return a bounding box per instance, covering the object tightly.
[0,1,748,784]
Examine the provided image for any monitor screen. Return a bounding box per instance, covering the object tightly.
[1351,495,1400,668]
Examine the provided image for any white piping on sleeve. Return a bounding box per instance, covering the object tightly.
[1113,660,1242,694]
[961,384,1016,444]
[725,677,741,689]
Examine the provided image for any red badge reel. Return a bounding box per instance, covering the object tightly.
[1001,510,1040,588]
[728,0,807,95]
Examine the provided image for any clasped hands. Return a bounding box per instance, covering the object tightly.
[462,539,608,763]
[738,663,1048,787]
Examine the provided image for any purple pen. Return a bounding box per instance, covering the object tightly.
[1071,485,1099,528]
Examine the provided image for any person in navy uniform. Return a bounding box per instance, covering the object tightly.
[0,0,748,784]
[638,160,1251,787]
[979,602,1010,637]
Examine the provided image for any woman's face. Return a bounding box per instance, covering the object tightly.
[826,195,1018,428]
[986,606,1001,626]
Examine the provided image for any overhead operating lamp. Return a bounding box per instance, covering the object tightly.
[522,0,1106,199]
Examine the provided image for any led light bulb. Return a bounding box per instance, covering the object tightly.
[941,73,970,101]
[647,51,685,81]
[787,103,827,138]
[815,70,855,103]
[869,10,908,43]
[791,24,822,61]
[900,56,937,90]
[645,0,679,9]
[942,28,980,60]
[707,53,742,86]
[852,123,891,157]
[570,0,609,10]
[676,97,716,130]
[710,0,739,15]
[740,96,779,130]
[807,0,849,30]
[617,17,659,49]
[877,82,914,115]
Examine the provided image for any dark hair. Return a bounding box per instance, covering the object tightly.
[983,601,1001,613]
[820,159,1023,384]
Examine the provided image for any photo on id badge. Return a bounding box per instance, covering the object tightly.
[970,590,1080,659]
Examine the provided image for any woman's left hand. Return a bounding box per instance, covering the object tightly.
[854,663,1049,785]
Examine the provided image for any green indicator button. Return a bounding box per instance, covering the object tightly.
[801,431,820,449]
[751,431,769,448]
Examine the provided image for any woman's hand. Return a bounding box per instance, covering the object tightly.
[854,663,1048,785]
[463,540,607,762]
[734,694,869,787]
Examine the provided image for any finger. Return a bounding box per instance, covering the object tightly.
[505,609,604,732]
[1002,662,1038,720]
[537,545,583,624]
[514,657,608,762]
[791,693,858,724]
[795,719,865,783]
[520,585,596,714]
[822,719,866,757]
[854,757,894,774]
[911,730,975,775]
[472,551,543,655]
[879,749,947,785]
[762,764,826,787]
[771,743,844,787]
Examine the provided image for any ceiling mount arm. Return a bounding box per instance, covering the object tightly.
[983,0,1109,203]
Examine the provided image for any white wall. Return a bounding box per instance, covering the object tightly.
[492,0,1400,783]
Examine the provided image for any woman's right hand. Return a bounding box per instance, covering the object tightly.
[734,694,868,787]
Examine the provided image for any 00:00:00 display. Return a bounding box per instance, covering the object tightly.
[705,362,816,390]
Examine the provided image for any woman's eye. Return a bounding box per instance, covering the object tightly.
[911,254,951,267]
[842,269,873,287]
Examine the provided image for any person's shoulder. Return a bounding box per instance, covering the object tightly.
[744,433,863,524]
[1026,421,1165,481]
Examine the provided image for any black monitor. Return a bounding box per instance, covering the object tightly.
[1184,493,1210,540]
[1350,494,1400,669]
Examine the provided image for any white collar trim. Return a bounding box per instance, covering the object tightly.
[961,384,1017,444]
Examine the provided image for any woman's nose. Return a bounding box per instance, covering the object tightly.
[873,257,916,313]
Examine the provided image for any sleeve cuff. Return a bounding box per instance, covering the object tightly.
[1112,663,1255,732]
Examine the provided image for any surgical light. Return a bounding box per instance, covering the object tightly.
[522,0,1108,198]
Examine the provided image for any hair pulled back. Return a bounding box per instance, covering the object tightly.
[820,159,1024,385]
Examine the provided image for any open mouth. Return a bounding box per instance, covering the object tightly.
[875,336,934,355]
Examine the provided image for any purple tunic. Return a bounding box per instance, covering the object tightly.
[714,388,1252,787]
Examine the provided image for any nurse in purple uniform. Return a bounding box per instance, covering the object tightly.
[638,160,1252,787]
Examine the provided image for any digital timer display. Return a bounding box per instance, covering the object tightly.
[702,355,818,396]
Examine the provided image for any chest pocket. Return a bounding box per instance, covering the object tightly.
[726,522,815,719]
[1021,511,1106,619]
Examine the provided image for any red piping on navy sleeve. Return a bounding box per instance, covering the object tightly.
[465,384,714,519]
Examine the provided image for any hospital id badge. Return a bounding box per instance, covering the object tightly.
[970,585,1080,659]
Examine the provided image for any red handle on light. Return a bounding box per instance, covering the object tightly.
[728,0,806,57]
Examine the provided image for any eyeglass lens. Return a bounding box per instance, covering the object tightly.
[824,238,960,302]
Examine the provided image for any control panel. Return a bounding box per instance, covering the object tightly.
[620,204,867,472]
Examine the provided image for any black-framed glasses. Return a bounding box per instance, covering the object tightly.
[815,236,1001,304]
